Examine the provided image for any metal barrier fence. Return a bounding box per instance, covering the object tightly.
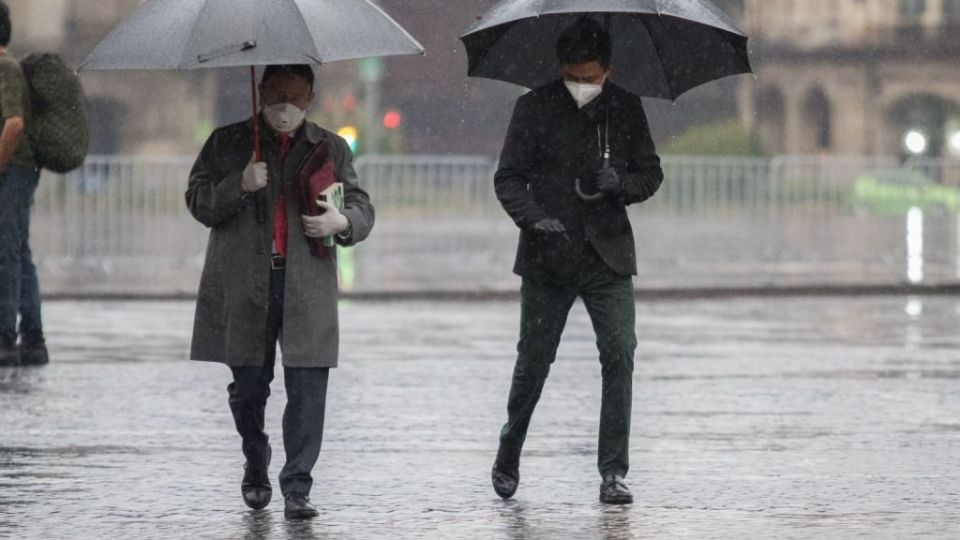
[26,153,960,294]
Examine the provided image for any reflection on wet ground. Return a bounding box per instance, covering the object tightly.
[353,214,960,292]
[1,297,958,539]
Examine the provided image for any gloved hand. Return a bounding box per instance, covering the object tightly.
[241,153,268,193]
[532,218,566,233]
[302,200,350,238]
[595,167,623,196]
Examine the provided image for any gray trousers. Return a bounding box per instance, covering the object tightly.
[228,268,330,497]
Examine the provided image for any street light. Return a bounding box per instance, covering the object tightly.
[905,130,928,155]
[949,131,960,155]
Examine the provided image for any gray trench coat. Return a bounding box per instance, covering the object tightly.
[185,118,374,368]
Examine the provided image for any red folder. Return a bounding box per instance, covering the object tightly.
[297,141,338,258]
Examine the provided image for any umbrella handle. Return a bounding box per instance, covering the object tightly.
[250,66,267,224]
[250,66,262,162]
[575,178,604,202]
[250,65,261,161]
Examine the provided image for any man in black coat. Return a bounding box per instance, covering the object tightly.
[491,17,664,505]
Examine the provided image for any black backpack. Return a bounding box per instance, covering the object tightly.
[20,53,89,173]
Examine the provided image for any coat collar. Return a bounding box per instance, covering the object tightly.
[300,122,326,146]
[252,115,327,153]
[539,79,616,122]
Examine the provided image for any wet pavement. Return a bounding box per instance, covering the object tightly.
[34,211,960,296]
[1,296,958,539]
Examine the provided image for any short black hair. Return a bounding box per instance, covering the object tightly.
[556,17,611,68]
[0,2,11,48]
[261,64,315,90]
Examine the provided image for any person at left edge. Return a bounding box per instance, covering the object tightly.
[0,1,48,367]
[185,64,374,519]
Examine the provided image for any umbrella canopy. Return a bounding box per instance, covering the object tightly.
[460,0,751,100]
[78,0,424,223]
[80,0,424,71]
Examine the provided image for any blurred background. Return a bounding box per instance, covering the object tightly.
[7,0,960,295]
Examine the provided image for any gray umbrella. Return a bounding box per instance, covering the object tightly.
[460,0,752,100]
[80,0,424,70]
[80,0,425,158]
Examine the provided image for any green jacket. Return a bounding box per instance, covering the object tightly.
[0,51,36,169]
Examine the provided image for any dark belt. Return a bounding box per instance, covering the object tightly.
[271,253,286,270]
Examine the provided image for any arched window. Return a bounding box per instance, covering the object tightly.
[87,97,127,154]
[802,87,832,152]
[754,86,786,153]
[944,0,960,19]
[898,0,927,18]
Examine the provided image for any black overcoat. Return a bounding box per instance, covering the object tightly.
[494,80,664,281]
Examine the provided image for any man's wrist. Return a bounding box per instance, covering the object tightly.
[336,218,352,240]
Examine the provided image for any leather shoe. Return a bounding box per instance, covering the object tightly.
[241,464,272,510]
[241,447,272,510]
[491,461,519,500]
[18,333,49,366]
[284,493,319,519]
[599,474,633,505]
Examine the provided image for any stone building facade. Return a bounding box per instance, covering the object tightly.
[742,0,960,157]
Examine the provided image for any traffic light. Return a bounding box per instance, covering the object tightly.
[337,125,359,153]
[382,109,402,130]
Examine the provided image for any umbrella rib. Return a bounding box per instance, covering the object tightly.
[288,0,325,63]
[463,23,513,78]
[358,0,426,54]
[178,0,222,69]
[637,15,674,100]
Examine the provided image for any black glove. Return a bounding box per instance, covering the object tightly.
[595,167,623,197]
[532,218,566,233]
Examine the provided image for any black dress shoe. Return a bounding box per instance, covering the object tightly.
[241,463,272,510]
[284,493,319,519]
[18,333,49,366]
[242,465,272,510]
[491,461,519,500]
[599,474,633,505]
[0,334,18,367]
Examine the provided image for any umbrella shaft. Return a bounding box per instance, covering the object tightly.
[251,65,260,161]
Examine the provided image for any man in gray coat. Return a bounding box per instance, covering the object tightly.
[185,64,374,519]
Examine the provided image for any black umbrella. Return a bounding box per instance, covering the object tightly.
[459,0,752,100]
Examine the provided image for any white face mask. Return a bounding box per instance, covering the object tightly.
[262,103,306,134]
[565,80,605,108]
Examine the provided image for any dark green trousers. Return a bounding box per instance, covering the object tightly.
[497,260,637,479]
